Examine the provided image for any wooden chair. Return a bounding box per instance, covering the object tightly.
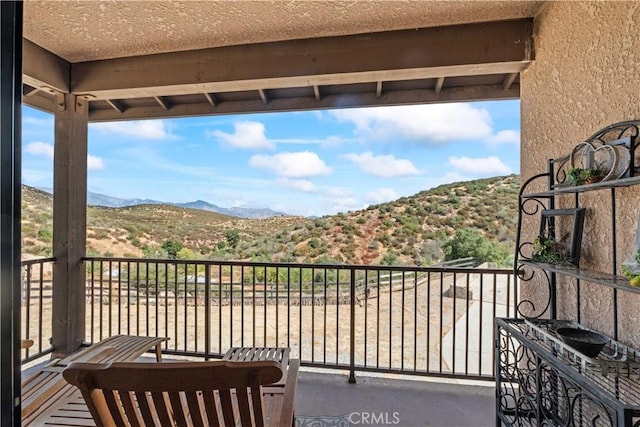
[62,360,297,427]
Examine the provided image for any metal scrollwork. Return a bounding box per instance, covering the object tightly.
[516,267,552,319]
[497,324,621,427]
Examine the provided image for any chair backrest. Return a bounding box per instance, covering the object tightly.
[62,360,283,427]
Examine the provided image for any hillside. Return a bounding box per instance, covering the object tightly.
[21,175,519,266]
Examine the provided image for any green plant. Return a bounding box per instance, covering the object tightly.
[530,235,570,265]
[567,167,605,186]
[621,249,640,287]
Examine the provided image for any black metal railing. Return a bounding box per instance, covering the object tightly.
[21,257,56,363]
[83,257,517,380]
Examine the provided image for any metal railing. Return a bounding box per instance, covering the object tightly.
[21,257,56,363]
[83,257,517,380]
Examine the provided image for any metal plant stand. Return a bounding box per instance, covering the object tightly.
[497,121,640,426]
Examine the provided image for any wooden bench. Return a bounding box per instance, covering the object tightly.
[22,335,167,426]
[223,347,291,387]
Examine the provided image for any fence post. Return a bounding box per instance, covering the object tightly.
[204,264,211,360]
[349,268,356,384]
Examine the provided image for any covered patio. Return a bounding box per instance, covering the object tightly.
[2,1,640,426]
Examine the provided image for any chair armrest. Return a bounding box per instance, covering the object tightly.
[278,359,299,427]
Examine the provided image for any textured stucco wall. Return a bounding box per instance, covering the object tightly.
[521,1,640,346]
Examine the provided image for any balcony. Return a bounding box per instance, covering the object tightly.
[21,256,513,424]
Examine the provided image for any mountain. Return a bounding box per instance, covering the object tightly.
[39,187,287,219]
[175,200,286,219]
[23,175,520,266]
[88,193,163,208]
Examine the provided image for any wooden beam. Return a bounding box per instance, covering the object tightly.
[203,92,217,106]
[71,19,533,100]
[258,89,268,104]
[313,85,321,101]
[23,39,70,93]
[22,89,55,113]
[503,72,519,90]
[89,84,519,122]
[105,99,125,113]
[53,94,88,356]
[434,77,445,94]
[154,96,170,109]
[376,81,383,98]
[23,85,39,97]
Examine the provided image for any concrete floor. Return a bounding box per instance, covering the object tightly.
[295,370,496,427]
[22,357,496,427]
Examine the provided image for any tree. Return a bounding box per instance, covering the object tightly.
[161,239,184,259]
[443,228,509,265]
[176,247,196,260]
[224,229,240,249]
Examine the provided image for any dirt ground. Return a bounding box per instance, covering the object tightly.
[22,279,474,373]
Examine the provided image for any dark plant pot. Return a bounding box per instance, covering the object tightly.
[556,327,609,358]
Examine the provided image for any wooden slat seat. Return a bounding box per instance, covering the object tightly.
[53,359,299,427]
[223,347,290,387]
[22,335,167,426]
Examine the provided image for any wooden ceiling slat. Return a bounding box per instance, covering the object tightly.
[67,19,532,101]
[88,84,518,122]
[503,72,519,90]
[203,92,217,106]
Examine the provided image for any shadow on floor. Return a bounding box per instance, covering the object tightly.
[295,371,495,427]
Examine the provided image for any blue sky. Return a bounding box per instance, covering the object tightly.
[22,100,520,217]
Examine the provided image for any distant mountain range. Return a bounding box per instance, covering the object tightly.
[38,187,287,219]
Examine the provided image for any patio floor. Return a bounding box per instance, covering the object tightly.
[295,370,495,427]
[22,357,496,427]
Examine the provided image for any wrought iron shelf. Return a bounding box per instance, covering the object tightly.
[523,175,640,198]
[519,260,640,295]
[496,318,640,426]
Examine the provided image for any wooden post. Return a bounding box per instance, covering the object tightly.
[0,2,23,424]
[52,94,88,356]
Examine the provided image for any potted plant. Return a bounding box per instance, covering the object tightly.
[567,167,605,186]
[530,235,571,265]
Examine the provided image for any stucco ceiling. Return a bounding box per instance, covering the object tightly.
[24,0,543,63]
[22,1,542,121]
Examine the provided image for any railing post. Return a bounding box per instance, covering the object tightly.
[349,268,356,384]
[204,264,211,360]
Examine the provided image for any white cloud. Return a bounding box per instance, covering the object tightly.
[449,156,512,175]
[278,178,316,192]
[25,141,54,159]
[367,188,398,204]
[249,151,332,178]
[91,120,174,139]
[487,129,520,148]
[87,154,104,170]
[344,151,420,178]
[25,141,104,170]
[209,121,274,149]
[22,168,52,184]
[330,104,493,144]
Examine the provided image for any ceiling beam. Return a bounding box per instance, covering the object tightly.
[203,92,217,106]
[434,77,445,94]
[376,81,383,98]
[313,85,321,101]
[258,89,268,104]
[70,19,533,100]
[23,39,70,93]
[105,99,125,113]
[88,84,519,122]
[503,72,519,90]
[154,96,170,109]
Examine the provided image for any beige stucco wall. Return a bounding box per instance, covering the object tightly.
[520,1,640,346]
